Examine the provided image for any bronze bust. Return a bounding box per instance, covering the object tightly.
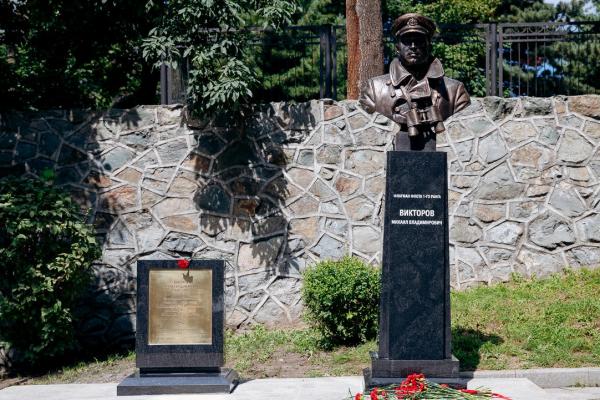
[359,13,470,151]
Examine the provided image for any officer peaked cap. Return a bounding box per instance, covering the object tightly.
[392,13,436,38]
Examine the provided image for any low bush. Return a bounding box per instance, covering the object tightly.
[302,256,380,346]
[0,175,100,370]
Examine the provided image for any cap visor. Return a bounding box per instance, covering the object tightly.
[397,27,429,37]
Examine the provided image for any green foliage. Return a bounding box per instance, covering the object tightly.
[142,0,297,119]
[0,175,100,369]
[246,0,344,103]
[302,257,380,346]
[500,0,591,22]
[431,41,487,97]
[3,0,598,111]
[251,26,349,102]
[0,0,160,111]
[295,0,344,25]
[394,0,595,24]
[385,0,499,24]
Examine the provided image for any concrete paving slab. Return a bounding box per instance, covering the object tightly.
[515,368,592,388]
[546,387,600,400]
[462,367,600,388]
[0,377,364,400]
[461,370,518,378]
[588,369,600,387]
[467,378,548,400]
[1,376,599,400]
[0,383,116,400]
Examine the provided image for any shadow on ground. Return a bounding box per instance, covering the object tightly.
[452,327,503,370]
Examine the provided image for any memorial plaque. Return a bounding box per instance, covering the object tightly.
[134,260,224,369]
[117,259,238,396]
[148,269,212,345]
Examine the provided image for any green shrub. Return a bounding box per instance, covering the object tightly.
[302,256,381,346]
[0,175,100,369]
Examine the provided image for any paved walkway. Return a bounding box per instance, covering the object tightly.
[1,376,600,400]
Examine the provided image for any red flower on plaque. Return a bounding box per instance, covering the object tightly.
[177,259,190,269]
[354,393,362,400]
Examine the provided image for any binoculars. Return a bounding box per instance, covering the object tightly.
[394,80,445,137]
[406,104,445,137]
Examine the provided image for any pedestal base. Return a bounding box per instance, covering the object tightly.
[364,353,460,389]
[117,368,238,396]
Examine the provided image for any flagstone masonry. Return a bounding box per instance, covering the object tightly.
[0,95,598,352]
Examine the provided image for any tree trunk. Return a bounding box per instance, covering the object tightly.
[356,0,384,87]
[347,0,384,100]
[346,0,360,99]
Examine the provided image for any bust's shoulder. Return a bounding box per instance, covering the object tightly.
[441,76,465,89]
[360,73,392,113]
[368,73,392,84]
[363,73,392,97]
[440,76,470,111]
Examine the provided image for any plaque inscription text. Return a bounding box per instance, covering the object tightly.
[148,269,212,345]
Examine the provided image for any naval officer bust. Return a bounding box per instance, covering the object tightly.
[359,13,470,151]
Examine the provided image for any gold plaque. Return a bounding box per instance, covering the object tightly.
[148,269,212,345]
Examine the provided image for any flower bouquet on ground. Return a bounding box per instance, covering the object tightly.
[353,374,511,400]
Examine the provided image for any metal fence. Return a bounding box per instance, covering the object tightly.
[162,21,600,104]
[489,21,600,97]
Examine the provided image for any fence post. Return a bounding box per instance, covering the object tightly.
[160,62,168,105]
[331,26,338,101]
[497,24,504,97]
[160,57,188,105]
[320,25,333,99]
[168,58,188,104]
[485,23,498,97]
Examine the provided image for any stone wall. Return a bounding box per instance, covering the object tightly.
[443,96,599,288]
[0,96,599,351]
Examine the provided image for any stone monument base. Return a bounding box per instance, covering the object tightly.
[117,368,238,396]
[364,352,459,389]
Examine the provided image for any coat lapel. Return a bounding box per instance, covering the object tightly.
[389,57,445,87]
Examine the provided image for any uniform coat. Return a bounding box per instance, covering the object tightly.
[359,57,470,151]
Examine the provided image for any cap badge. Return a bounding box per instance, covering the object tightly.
[408,17,418,26]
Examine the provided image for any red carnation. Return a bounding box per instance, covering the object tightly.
[177,259,190,269]
[358,373,511,400]
[369,388,379,400]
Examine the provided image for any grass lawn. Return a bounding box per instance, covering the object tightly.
[452,269,600,370]
[19,269,600,384]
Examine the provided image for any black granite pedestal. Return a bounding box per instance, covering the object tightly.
[364,151,459,389]
[117,260,238,395]
[118,369,238,395]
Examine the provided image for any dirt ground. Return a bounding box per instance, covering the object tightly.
[0,347,369,387]
[1,356,136,386]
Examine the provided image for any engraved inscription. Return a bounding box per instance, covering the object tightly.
[391,192,443,226]
[148,269,212,345]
